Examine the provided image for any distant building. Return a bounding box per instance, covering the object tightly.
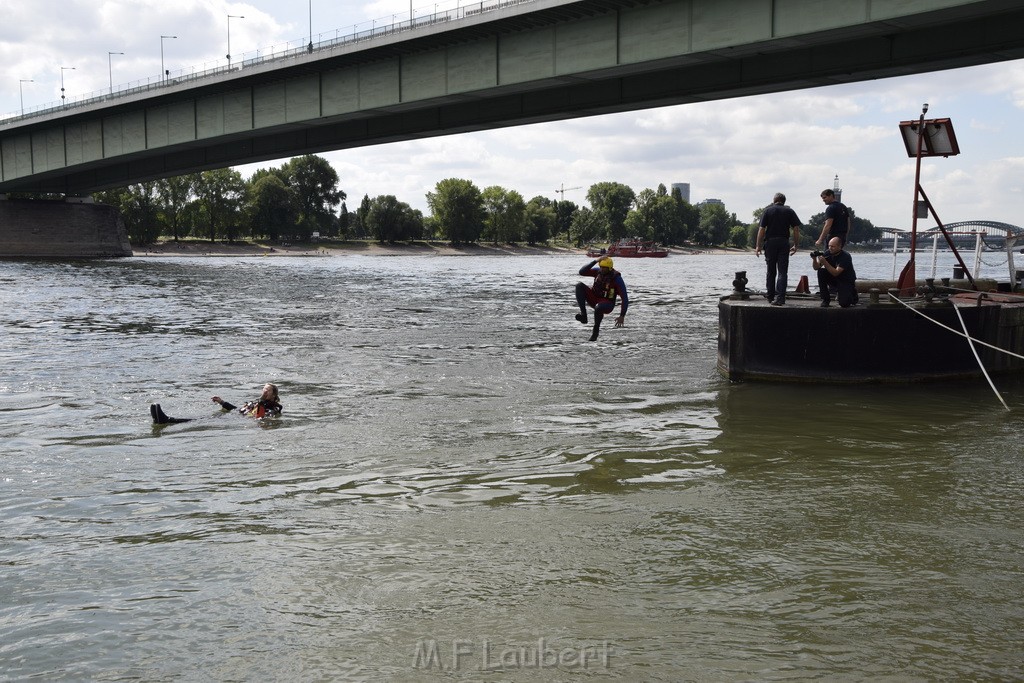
[700,198,725,207]
[670,182,691,203]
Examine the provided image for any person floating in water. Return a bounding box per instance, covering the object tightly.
[150,383,282,424]
[575,256,628,341]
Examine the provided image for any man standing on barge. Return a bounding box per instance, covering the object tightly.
[755,192,801,306]
[816,188,850,247]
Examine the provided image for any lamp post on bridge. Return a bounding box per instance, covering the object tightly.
[308,0,313,52]
[108,51,123,94]
[60,66,75,107]
[227,15,244,66]
[19,79,33,116]
[160,35,177,82]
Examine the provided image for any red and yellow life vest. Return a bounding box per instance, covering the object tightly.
[593,269,618,300]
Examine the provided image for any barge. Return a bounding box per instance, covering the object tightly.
[717,278,1024,383]
[718,107,1024,385]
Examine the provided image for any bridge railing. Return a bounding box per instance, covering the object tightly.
[1,0,536,126]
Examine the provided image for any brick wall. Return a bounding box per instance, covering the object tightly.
[0,199,132,258]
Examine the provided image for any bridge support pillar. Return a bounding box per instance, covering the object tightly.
[0,197,132,258]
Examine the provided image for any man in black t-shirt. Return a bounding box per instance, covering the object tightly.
[755,192,801,306]
[816,188,849,247]
[812,237,857,307]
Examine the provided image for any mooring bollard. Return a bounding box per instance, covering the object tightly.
[732,271,748,299]
[923,278,936,302]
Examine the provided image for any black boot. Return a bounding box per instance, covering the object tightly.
[151,404,190,424]
[574,283,589,324]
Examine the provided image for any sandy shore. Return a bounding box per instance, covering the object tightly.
[136,240,735,257]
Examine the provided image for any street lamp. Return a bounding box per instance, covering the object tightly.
[160,35,177,82]
[60,66,75,107]
[108,51,123,94]
[227,14,244,65]
[308,0,313,52]
[19,79,33,116]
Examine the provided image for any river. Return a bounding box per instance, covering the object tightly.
[2,251,1022,681]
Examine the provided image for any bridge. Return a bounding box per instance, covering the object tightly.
[879,220,1024,283]
[880,221,1024,245]
[2,0,1024,256]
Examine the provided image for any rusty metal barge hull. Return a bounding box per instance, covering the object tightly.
[717,293,1024,383]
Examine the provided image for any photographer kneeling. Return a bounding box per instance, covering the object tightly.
[811,236,857,308]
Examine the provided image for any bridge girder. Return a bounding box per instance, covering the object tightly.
[3,0,1024,194]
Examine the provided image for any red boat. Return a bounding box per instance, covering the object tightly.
[586,239,669,258]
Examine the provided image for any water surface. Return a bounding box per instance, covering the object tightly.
[1,252,1022,681]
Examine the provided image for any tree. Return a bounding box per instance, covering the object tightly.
[650,194,682,245]
[851,213,881,243]
[95,184,161,245]
[728,225,750,248]
[481,185,526,244]
[524,197,556,245]
[625,188,680,243]
[624,189,656,241]
[365,194,423,242]
[352,194,372,239]
[283,155,344,240]
[671,187,700,244]
[553,200,578,243]
[422,214,440,240]
[569,207,604,247]
[250,165,289,186]
[154,173,197,241]
[586,182,635,241]
[693,202,732,246]
[248,174,296,241]
[426,178,485,244]
[193,168,245,242]
[338,201,351,238]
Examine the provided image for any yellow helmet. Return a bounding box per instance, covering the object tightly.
[598,257,614,269]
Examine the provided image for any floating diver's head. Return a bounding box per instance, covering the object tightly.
[262,383,279,401]
[598,257,614,270]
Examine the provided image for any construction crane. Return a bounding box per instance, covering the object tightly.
[555,183,581,200]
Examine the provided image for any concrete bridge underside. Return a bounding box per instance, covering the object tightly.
[2,0,1024,197]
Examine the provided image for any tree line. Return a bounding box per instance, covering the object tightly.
[86,153,881,248]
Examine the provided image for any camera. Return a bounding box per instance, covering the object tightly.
[810,250,824,259]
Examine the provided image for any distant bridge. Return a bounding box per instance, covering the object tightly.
[880,221,1024,246]
[880,221,1024,283]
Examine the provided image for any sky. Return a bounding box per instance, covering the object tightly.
[2,0,1024,230]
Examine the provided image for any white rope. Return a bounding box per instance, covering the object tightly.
[951,301,1010,410]
[886,294,1024,361]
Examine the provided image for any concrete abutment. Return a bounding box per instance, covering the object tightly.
[0,198,132,258]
